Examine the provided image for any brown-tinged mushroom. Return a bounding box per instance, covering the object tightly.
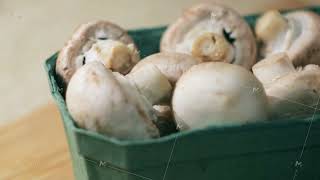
[161,2,257,69]
[255,10,320,66]
[56,20,139,85]
[66,61,159,140]
[253,53,320,119]
[172,62,268,130]
[130,52,199,85]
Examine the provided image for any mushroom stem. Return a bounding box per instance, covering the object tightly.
[255,10,288,42]
[126,64,172,105]
[153,105,172,119]
[252,53,296,88]
[191,32,234,63]
[84,40,139,74]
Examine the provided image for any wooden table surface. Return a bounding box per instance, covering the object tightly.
[1,1,320,179]
[0,103,74,179]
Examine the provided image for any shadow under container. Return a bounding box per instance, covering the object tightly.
[45,6,320,180]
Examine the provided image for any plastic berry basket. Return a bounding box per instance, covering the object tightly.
[45,6,320,180]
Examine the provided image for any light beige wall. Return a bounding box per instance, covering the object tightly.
[0,0,318,123]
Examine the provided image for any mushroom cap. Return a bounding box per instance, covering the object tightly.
[56,20,138,85]
[257,10,320,66]
[126,64,172,105]
[66,61,159,140]
[252,53,296,88]
[172,62,268,130]
[266,64,320,119]
[160,2,257,69]
[130,52,198,85]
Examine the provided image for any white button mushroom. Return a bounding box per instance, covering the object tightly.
[253,53,320,119]
[126,64,172,105]
[255,10,320,66]
[161,2,257,69]
[66,61,159,140]
[130,52,199,85]
[116,71,176,136]
[126,52,199,133]
[172,62,268,130]
[56,20,139,85]
[252,53,296,89]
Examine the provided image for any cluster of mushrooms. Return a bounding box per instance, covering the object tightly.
[56,3,320,140]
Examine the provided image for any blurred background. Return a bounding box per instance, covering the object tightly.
[1,0,319,124]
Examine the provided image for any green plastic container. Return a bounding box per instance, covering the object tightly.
[45,6,320,180]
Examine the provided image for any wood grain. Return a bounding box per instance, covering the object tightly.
[0,103,73,180]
